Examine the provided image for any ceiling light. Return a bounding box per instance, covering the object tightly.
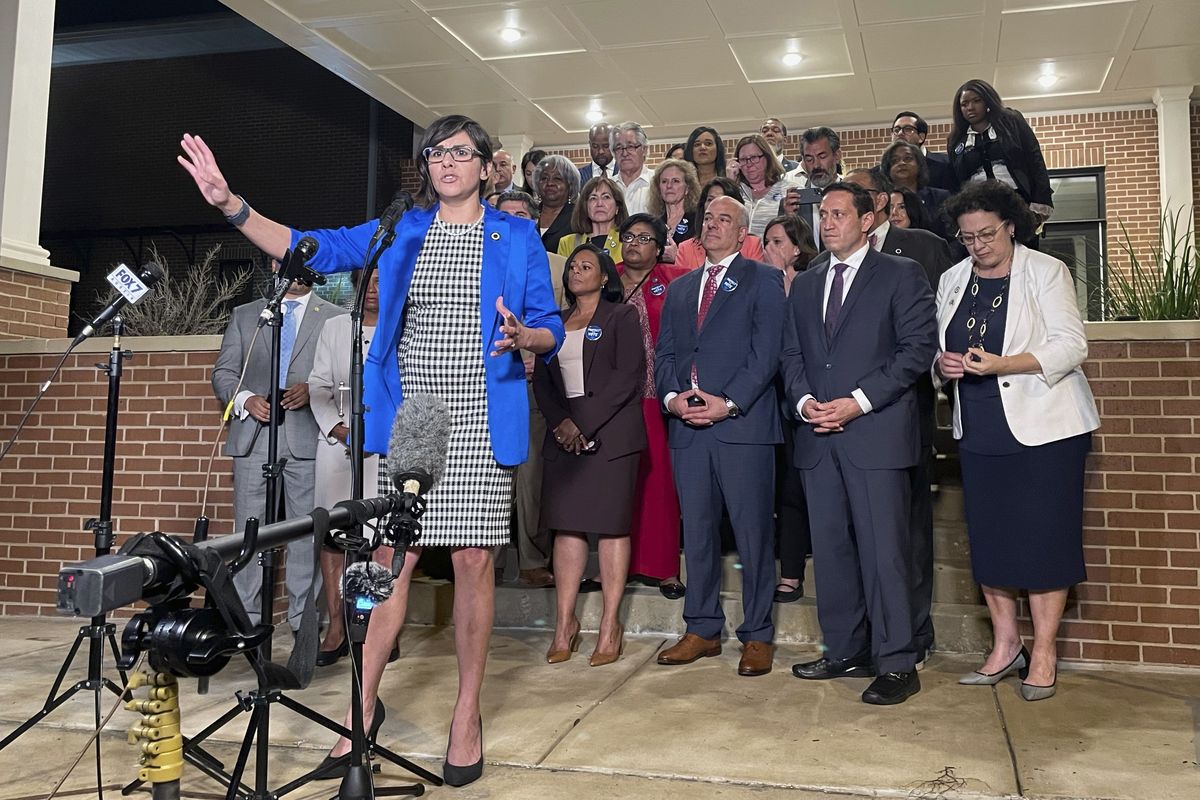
[781,52,803,67]
[499,26,523,43]
[1037,73,1059,89]
[585,109,604,123]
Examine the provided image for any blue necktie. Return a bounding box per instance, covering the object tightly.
[279,300,299,389]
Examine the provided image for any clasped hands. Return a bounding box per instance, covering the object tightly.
[553,418,589,454]
[668,388,730,427]
[938,348,1004,379]
[244,383,309,423]
[800,397,862,434]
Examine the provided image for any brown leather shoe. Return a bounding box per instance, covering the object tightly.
[657,633,721,665]
[737,641,774,676]
[519,567,555,588]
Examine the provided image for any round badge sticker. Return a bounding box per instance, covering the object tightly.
[721,277,738,292]
[649,282,666,296]
[585,325,603,341]
[675,222,689,236]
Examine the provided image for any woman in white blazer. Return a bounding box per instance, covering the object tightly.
[308,270,381,667]
[935,182,1098,702]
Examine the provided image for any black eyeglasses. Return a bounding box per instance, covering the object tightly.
[892,125,919,135]
[423,145,483,163]
[620,233,657,245]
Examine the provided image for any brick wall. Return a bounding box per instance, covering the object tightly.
[0,268,72,339]
[2,328,1198,668]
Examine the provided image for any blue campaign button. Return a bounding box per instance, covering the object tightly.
[585,325,603,341]
[649,282,666,296]
[675,222,689,235]
[721,277,738,292]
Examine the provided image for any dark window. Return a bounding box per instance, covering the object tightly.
[1041,169,1105,320]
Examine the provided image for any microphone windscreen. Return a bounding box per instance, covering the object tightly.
[342,560,394,603]
[386,394,450,494]
[140,261,167,287]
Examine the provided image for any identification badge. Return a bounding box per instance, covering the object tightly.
[106,263,150,304]
[585,325,603,341]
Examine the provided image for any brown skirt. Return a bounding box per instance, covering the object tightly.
[539,449,641,536]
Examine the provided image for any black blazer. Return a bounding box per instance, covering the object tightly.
[782,248,938,470]
[532,300,646,461]
[925,151,959,193]
[540,203,574,254]
[948,110,1053,207]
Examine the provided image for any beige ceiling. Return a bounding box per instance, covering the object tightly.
[220,0,1200,145]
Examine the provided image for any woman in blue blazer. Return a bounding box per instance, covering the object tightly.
[179,115,564,786]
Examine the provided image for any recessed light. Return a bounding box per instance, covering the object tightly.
[781,52,804,67]
[500,26,523,43]
[585,109,604,123]
[1037,73,1059,89]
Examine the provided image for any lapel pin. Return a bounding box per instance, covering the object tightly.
[721,277,738,292]
[490,231,501,241]
[585,325,602,341]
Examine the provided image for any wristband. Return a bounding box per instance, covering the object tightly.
[224,195,251,226]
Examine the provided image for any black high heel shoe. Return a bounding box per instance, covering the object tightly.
[315,699,386,780]
[442,715,484,787]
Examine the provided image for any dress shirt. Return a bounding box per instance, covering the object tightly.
[797,242,874,420]
[589,161,613,178]
[234,289,313,419]
[662,252,738,411]
[617,166,655,215]
[869,221,890,251]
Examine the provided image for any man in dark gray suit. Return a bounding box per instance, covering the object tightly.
[782,182,937,705]
[212,274,346,631]
[654,196,786,677]
[816,168,954,668]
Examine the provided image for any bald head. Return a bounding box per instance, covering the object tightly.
[492,149,514,187]
[701,195,749,261]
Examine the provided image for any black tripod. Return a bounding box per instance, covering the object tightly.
[0,317,134,799]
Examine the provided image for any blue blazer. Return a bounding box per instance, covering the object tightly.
[292,203,565,465]
[781,248,937,470]
[654,255,786,447]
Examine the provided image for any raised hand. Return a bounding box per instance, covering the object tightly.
[177,133,235,212]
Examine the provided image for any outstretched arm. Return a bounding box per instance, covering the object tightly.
[178,133,293,259]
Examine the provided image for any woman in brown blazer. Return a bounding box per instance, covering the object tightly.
[534,243,647,667]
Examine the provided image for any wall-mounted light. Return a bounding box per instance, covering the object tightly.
[500,26,523,43]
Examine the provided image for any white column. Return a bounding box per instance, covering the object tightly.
[1152,86,1195,242]
[0,0,55,271]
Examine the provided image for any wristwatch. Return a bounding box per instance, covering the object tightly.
[723,396,740,417]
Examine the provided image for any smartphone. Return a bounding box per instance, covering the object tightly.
[686,395,707,408]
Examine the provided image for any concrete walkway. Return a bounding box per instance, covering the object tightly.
[0,616,1195,799]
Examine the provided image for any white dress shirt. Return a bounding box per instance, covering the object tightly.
[589,161,613,178]
[234,289,313,419]
[617,166,655,215]
[797,242,874,420]
[662,252,738,410]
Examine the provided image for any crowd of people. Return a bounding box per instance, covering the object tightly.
[183,77,1099,787]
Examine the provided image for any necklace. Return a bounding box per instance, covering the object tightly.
[965,268,1009,350]
[434,210,484,237]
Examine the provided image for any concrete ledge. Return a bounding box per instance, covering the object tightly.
[0,334,222,355]
[0,257,80,284]
[1085,319,1200,340]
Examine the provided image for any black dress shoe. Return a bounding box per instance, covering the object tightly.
[658,578,686,600]
[314,699,386,780]
[791,654,876,680]
[862,671,920,705]
[773,582,803,603]
[443,715,484,787]
[315,639,349,667]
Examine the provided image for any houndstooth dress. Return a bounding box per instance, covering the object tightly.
[377,217,513,547]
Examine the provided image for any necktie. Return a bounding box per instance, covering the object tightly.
[692,264,723,386]
[868,232,878,250]
[279,300,299,389]
[824,264,848,342]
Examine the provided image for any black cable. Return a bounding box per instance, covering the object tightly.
[0,342,79,463]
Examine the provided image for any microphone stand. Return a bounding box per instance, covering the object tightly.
[0,317,133,800]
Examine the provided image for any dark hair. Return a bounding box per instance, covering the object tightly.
[562,243,622,306]
[734,134,784,187]
[666,143,687,160]
[763,117,788,136]
[892,111,928,136]
[763,214,818,273]
[941,180,1038,242]
[821,180,875,218]
[415,115,493,208]
[879,140,930,190]
[891,187,932,230]
[495,189,537,218]
[948,79,1015,152]
[801,126,841,152]
[519,148,547,195]
[620,213,669,260]
[571,175,629,234]
[683,126,727,177]
[697,176,743,219]
[846,168,893,216]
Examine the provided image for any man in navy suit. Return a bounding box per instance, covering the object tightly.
[654,195,787,677]
[782,182,937,705]
[577,123,614,183]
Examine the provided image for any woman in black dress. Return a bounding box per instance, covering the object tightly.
[935,182,1099,701]
[534,244,646,667]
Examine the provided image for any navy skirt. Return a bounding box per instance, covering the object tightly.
[960,432,1091,590]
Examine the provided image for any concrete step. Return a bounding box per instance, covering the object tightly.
[404,578,992,653]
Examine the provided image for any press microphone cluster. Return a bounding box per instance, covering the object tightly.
[259,236,325,327]
[382,394,450,572]
[73,261,167,345]
[368,191,414,252]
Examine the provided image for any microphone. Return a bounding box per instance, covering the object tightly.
[368,191,414,252]
[74,261,166,345]
[384,394,450,572]
[259,237,324,327]
[342,560,394,641]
